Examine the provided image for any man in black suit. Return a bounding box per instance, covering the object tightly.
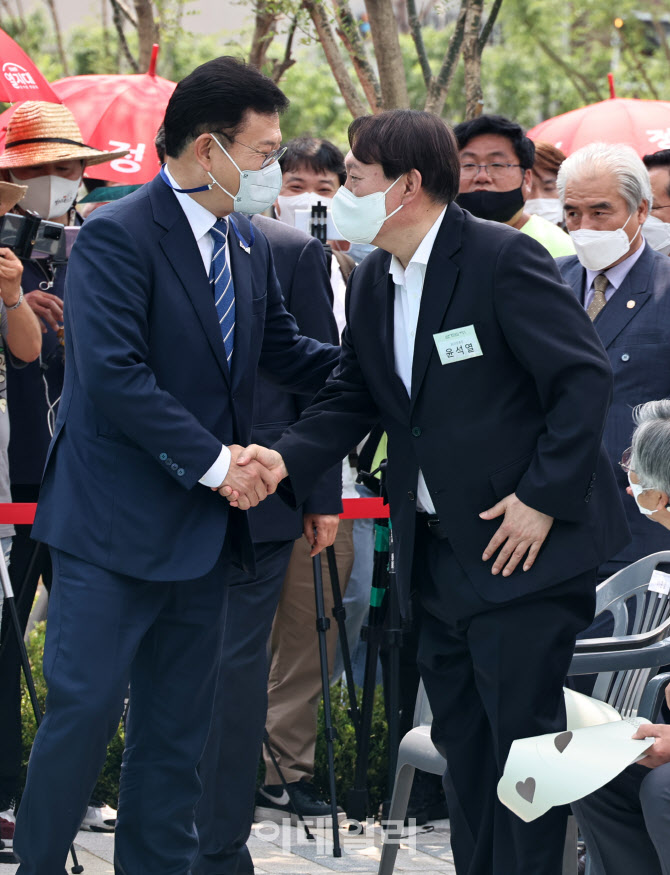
[194,215,341,875]
[229,110,630,874]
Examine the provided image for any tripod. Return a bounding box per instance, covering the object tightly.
[346,463,403,823]
[0,546,83,872]
[262,540,360,857]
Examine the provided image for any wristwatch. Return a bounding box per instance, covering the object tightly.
[5,288,23,311]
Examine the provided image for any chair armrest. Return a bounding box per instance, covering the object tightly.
[569,635,670,675]
[638,672,670,721]
[573,615,670,653]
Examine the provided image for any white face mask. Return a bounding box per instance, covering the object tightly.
[525,197,563,225]
[569,213,640,272]
[11,171,81,220]
[208,133,282,215]
[331,176,404,244]
[643,215,670,256]
[276,192,333,226]
[627,472,668,515]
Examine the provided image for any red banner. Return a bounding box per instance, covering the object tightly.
[0,498,389,525]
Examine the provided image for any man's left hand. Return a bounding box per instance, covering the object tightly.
[479,493,554,576]
[632,723,670,768]
[303,513,339,557]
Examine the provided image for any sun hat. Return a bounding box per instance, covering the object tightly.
[0,101,129,169]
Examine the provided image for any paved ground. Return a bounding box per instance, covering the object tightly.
[0,818,456,874]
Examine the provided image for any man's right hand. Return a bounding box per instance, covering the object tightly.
[219,444,288,509]
[25,290,64,334]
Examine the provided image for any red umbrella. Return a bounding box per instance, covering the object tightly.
[50,45,176,184]
[528,94,670,159]
[0,27,60,103]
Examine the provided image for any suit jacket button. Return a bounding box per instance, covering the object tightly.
[621,354,630,362]
[177,468,185,476]
[159,453,167,461]
[166,457,173,465]
[585,495,591,503]
[408,491,415,501]
[171,463,178,471]
[411,426,422,437]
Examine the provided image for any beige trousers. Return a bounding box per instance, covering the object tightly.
[263,519,354,784]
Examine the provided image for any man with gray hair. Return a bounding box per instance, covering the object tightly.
[557,143,670,582]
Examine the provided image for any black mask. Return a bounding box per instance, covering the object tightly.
[456,186,525,223]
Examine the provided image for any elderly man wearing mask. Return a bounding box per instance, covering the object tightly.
[0,101,126,839]
[557,143,670,588]
[570,400,670,875]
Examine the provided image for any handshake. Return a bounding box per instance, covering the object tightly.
[214,444,288,511]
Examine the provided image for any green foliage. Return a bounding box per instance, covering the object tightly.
[19,622,124,807]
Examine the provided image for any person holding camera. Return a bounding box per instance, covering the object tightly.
[0,101,127,838]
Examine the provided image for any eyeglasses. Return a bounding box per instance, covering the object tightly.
[620,446,633,474]
[214,132,286,168]
[459,162,522,181]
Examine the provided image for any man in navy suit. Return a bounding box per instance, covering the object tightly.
[556,142,670,581]
[194,214,342,875]
[13,57,339,875]
[231,110,630,874]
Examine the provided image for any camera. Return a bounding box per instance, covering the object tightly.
[293,202,345,242]
[0,212,68,261]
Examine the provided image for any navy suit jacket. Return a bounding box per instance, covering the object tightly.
[558,244,670,573]
[31,174,340,581]
[247,215,341,543]
[274,204,630,611]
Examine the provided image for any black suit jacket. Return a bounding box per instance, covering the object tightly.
[558,244,670,573]
[248,215,341,543]
[274,204,630,610]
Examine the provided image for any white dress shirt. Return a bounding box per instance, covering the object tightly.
[164,166,231,488]
[390,206,447,515]
[583,239,646,309]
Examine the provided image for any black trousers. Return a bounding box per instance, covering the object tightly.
[413,520,596,875]
[0,484,51,808]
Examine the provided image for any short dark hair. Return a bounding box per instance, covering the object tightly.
[155,123,166,164]
[348,110,460,205]
[280,137,346,186]
[643,149,670,170]
[453,114,535,171]
[163,56,289,158]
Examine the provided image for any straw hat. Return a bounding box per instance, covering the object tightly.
[0,180,27,205]
[0,101,129,169]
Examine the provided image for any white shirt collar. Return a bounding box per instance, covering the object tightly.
[164,164,219,244]
[389,206,447,286]
[585,238,646,292]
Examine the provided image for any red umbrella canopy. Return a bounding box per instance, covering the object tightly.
[528,98,670,158]
[0,27,60,103]
[50,64,176,184]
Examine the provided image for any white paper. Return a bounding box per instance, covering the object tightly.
[498,718,653,822]
[433,325,483,365]
[648,569,670,595]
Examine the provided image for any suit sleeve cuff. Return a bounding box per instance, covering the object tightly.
[199,445,231,488]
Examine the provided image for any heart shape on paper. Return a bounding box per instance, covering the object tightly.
[554,731,573,753]
[515,777,536,803]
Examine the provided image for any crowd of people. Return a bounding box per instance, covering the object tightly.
[0,53,670,875]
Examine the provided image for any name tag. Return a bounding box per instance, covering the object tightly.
[433,325,483,365]
[648,569,670,596]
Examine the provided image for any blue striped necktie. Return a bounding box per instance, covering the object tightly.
[209,218,235,363]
